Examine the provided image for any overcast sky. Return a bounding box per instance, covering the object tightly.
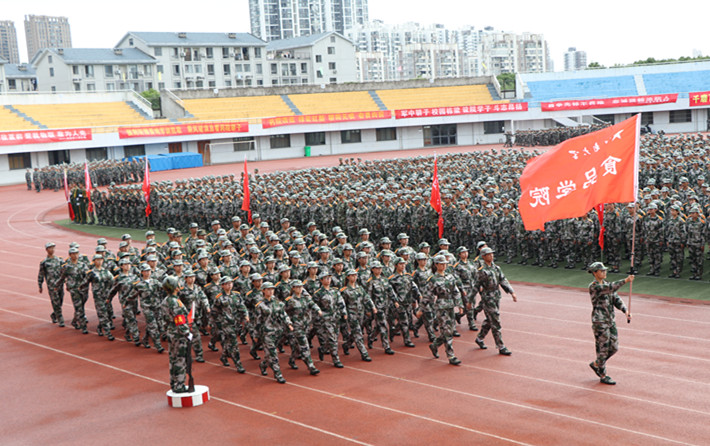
[4,0,707,69]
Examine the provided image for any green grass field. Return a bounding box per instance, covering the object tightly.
[54,219,708,301]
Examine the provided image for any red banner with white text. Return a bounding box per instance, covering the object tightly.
[395,102,527,119]
[0,128,92,146]
[118,121,248,139]
[262,111,392,129]
[541,94,677,111]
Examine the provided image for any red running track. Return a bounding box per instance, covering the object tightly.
[2,145,709,445]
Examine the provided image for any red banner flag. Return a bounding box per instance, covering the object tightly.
[241,157,252,224]
[518,115,640,231]
[63,169,75,221]
[84,161,94,213]
[596,203,605,250]
[142,158,151,217]
[430,155,444,239]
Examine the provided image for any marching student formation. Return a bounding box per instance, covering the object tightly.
[37,132,708,391]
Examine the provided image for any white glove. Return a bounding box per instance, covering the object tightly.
[187,333,193,342]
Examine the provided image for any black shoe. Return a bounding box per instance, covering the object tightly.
[82,328,89,334]
[208,343,218,352]
[342,343,350,356]
[221,357,230,367]
[236,362,245,374]
[195,357,205,363]
[404,341,415,348]
[412,328,419,338]
[288,358,299,370]
[173,385,189,394]
[309,366,321,375]
[250,348,261,360]
[469,325,478,332]
[449,357,461,366]
[361,354,372,362]
[58,320,65,327]
[600,376,616,385]
[472,308,480,321]
[259,362,268,376]
[429,343,439,358]
[589,362,603,378]
[275,374,286,384]
[134,341,142,347]
[475,338,487,350]
[333,360,344,368]
[157,346,165,354]
[278,346,285,353]
[384,348,395,355]
[50,313,57,323]
[318,347,324,361]
[499,347,512,356]
[452,330,461,337]
[107,334,115,341]
[455,312,463,324]
[367,339,373,349]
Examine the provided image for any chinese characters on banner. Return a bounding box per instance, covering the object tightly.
[262,111,392,129]
[0,128,92,146]
[395,102,528,119]
[541,94,678,111]
[118,121,248,139]
[689,91,710,107]
[518,115,640,231]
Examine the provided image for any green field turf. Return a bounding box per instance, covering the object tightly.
[54,219,708,301]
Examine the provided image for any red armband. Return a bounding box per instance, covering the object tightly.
[174,314,187,326]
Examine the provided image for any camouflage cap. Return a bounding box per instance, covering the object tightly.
[587,262,608,273]
[480,247,495,256]
[250,273,263,281]
[262,281,275,289]
[433,255,448,264]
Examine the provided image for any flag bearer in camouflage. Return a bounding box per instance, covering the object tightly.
[426,255,464,365]
[340,270,376,361]
[179,270,210,363]
[388,257,419,347]
[474,248,517,356]
[39,242,65,327]
[82,254,116,340]
[366,262,396,355]
[212,277,248,373]
[313,272,347,368]
[685,207,706,280]
[256,282,294,383]
[130,264,164,352]
[58,246,90,333]
[108,258,140,344]
[664,205,686,278]
[587,262,633,385]
[284,280,322,374]
[161,276,191,392]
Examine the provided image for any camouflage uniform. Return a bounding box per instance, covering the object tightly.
[685,212,706,280]
[340,281,375,359]
[312,285,347,366]
[284,289,321,370]
[128,275,164,350]
[211,287,248,370]
[178,283,210,361]
[82,266,115,338]
[425,271,463,360]
[366,274,395,352]
[387,270,419,346]
[255,295,292,381]
[589,278,628,376]
[475,261,515,351]
[38,254,65,325]
[161,291,191,392]
[58,258,89,331]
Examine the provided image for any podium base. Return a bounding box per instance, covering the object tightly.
[166,385,210,408]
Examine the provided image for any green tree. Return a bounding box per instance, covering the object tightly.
[497,73,516,91]
[140,88,161,111]
[587,62,604,69]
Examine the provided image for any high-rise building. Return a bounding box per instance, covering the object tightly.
[24,14,72,61]
[249,0,368,42]
[0,20,20,64]
[564,47,587,71]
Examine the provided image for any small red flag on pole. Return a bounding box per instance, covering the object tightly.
[142,158,151,217]
[63,168,75,221]
[430,154,444,239]
[596,203,605,250]
[241,156,252,224]
[84,161,94,213]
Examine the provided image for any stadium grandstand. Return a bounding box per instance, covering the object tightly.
[1,60,709,183]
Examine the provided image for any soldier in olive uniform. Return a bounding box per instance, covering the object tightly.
[161,276,192,392]
[474,248,517,355]
[38,242,65,327]
[426,255,464,365]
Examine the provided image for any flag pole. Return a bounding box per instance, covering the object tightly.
[627,213,637,324]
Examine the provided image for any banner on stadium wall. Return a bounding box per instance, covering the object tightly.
[262,110,392,129]
[394,102,528,119]
[541,94,678,111]
[118,121,249,139]
[689,91,710,107]
[0,128,92,146]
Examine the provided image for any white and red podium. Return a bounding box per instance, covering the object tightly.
[166,385,210,408]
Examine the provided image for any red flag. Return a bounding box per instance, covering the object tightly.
[596,203,605,250]
[430,155,444,238]
[63,169,75,221]
[187,301,195,326]
[241,157,252,224]
[84,161,94,213]
[142,158,151,217]
[518,115,640,231]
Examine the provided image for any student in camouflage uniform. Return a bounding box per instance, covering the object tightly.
[284,280,322,374]
[426,255,464,365]
[178,270,210,362]
[685,207,706,280]
[58,246,90,333]
[366,262,396,355]
[38,242,65,327]
[82,254,116,340]
[474,248,517,355]
[212,277,248,373]
[312,272,347,368]
[413,252,435,342]
[452,246,477,331]
[643,204,665,276]
[161,276,191,392]
[387,257,419,347]
[256,282,294,383]
[339,269,376,361]
[587,262,633,385]
[129,263,164,352]
[108,258,140,344]
[664,205,686,278]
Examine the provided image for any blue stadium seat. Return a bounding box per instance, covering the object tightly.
[642,71,710,95]
[526,76,638,101]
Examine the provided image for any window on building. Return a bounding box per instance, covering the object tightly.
[207,64,214,75]
[305,132,326,146]
[423,124,457,146]
[483,121,505,134]
[195,65,202,74]
[329,62,336,70]
[87,83,96,91]
[105,65,114,77]
[51,86,56,92]
[376,128,397,141]
[158,82,165,90]
[270,134,291,149]
[48,55,53,63]
[271,63,278,75]
[173,65,180,75]
[256,64,263,74]
[154,47,162,56]
[184,64,193,74]
[74,83,81,92]
[317,70,323,78]
[669,110,691,123]
[8,153,31,170]
[257,79,263,86]
[73,65,80,75]
[206,47,213,59]
[241,47,250,61]
[330,36,336,43]
[222,47,230,58]
[594,114,615,124]
[86,147,108,161]
[8,79,16,89]
[173,81,181,89]
[172,48,180,58]
[124,144,145,158]
[106,83,115,91]
[254,47,262,58]
[234,137,255,152]
[225,80,232,87]
[640,112,654,126]
[341,129,362,144]
[315,55,322,63]
[329,77,337,83]
[208,81,216,87]
[223,64,231,75]
[157,65,164,74]
[244,64,251,72]
[49,67,54,77]
[327,47,335,55]
[235,64,243,72]
[144,65,152,76]
[301,63,308,74]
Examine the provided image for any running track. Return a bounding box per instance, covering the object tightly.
[2,145,709,445]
